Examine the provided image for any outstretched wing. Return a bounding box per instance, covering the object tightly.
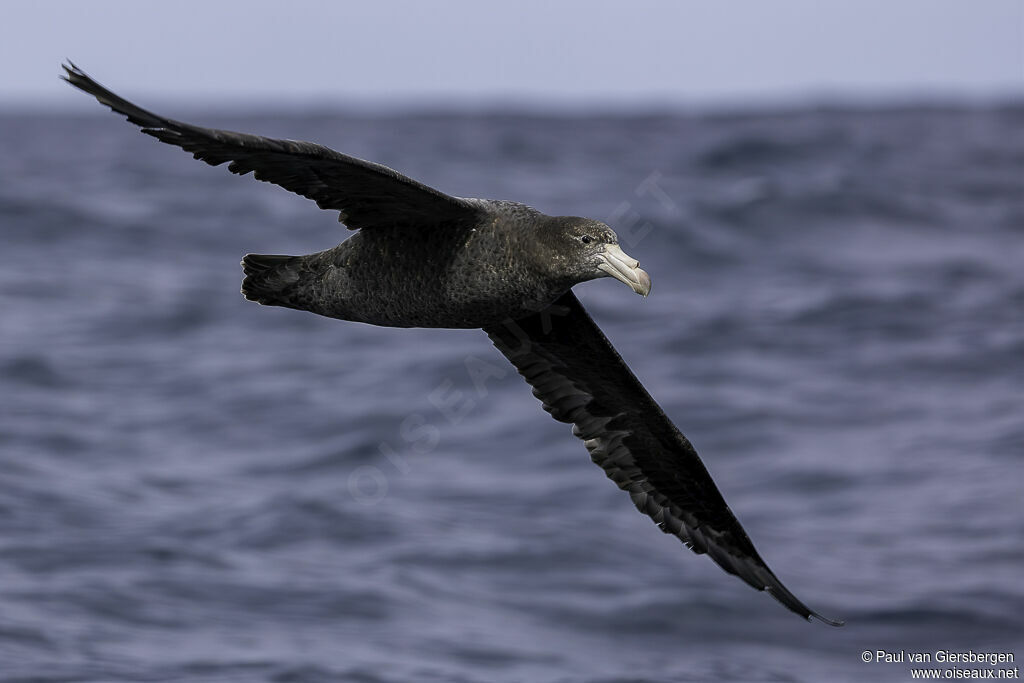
[483,291,842,625]
[61,62,481,231]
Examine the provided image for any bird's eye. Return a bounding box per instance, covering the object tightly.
[580,235,592,244]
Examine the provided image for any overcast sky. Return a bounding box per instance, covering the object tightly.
[3,0,1021,109]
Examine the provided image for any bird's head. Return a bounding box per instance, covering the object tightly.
[540,217,651,297]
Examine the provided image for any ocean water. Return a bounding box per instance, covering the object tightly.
[1,104,1022,682]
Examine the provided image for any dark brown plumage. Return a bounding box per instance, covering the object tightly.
[63,62,841,625]
[485,293,842,625]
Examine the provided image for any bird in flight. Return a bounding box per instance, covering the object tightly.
[62,62,842,626]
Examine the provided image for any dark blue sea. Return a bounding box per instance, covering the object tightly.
[1,104,1022,682]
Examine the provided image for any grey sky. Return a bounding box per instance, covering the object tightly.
[3,0,1022,108]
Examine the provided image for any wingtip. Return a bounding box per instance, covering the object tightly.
[810,611,845,627]
[60,61,90,89]
[764,584,844,627]
[61,60,81,79]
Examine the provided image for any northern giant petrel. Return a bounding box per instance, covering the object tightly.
[62,63,842,626]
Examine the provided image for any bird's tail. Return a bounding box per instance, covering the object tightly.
[240,253,303,308]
